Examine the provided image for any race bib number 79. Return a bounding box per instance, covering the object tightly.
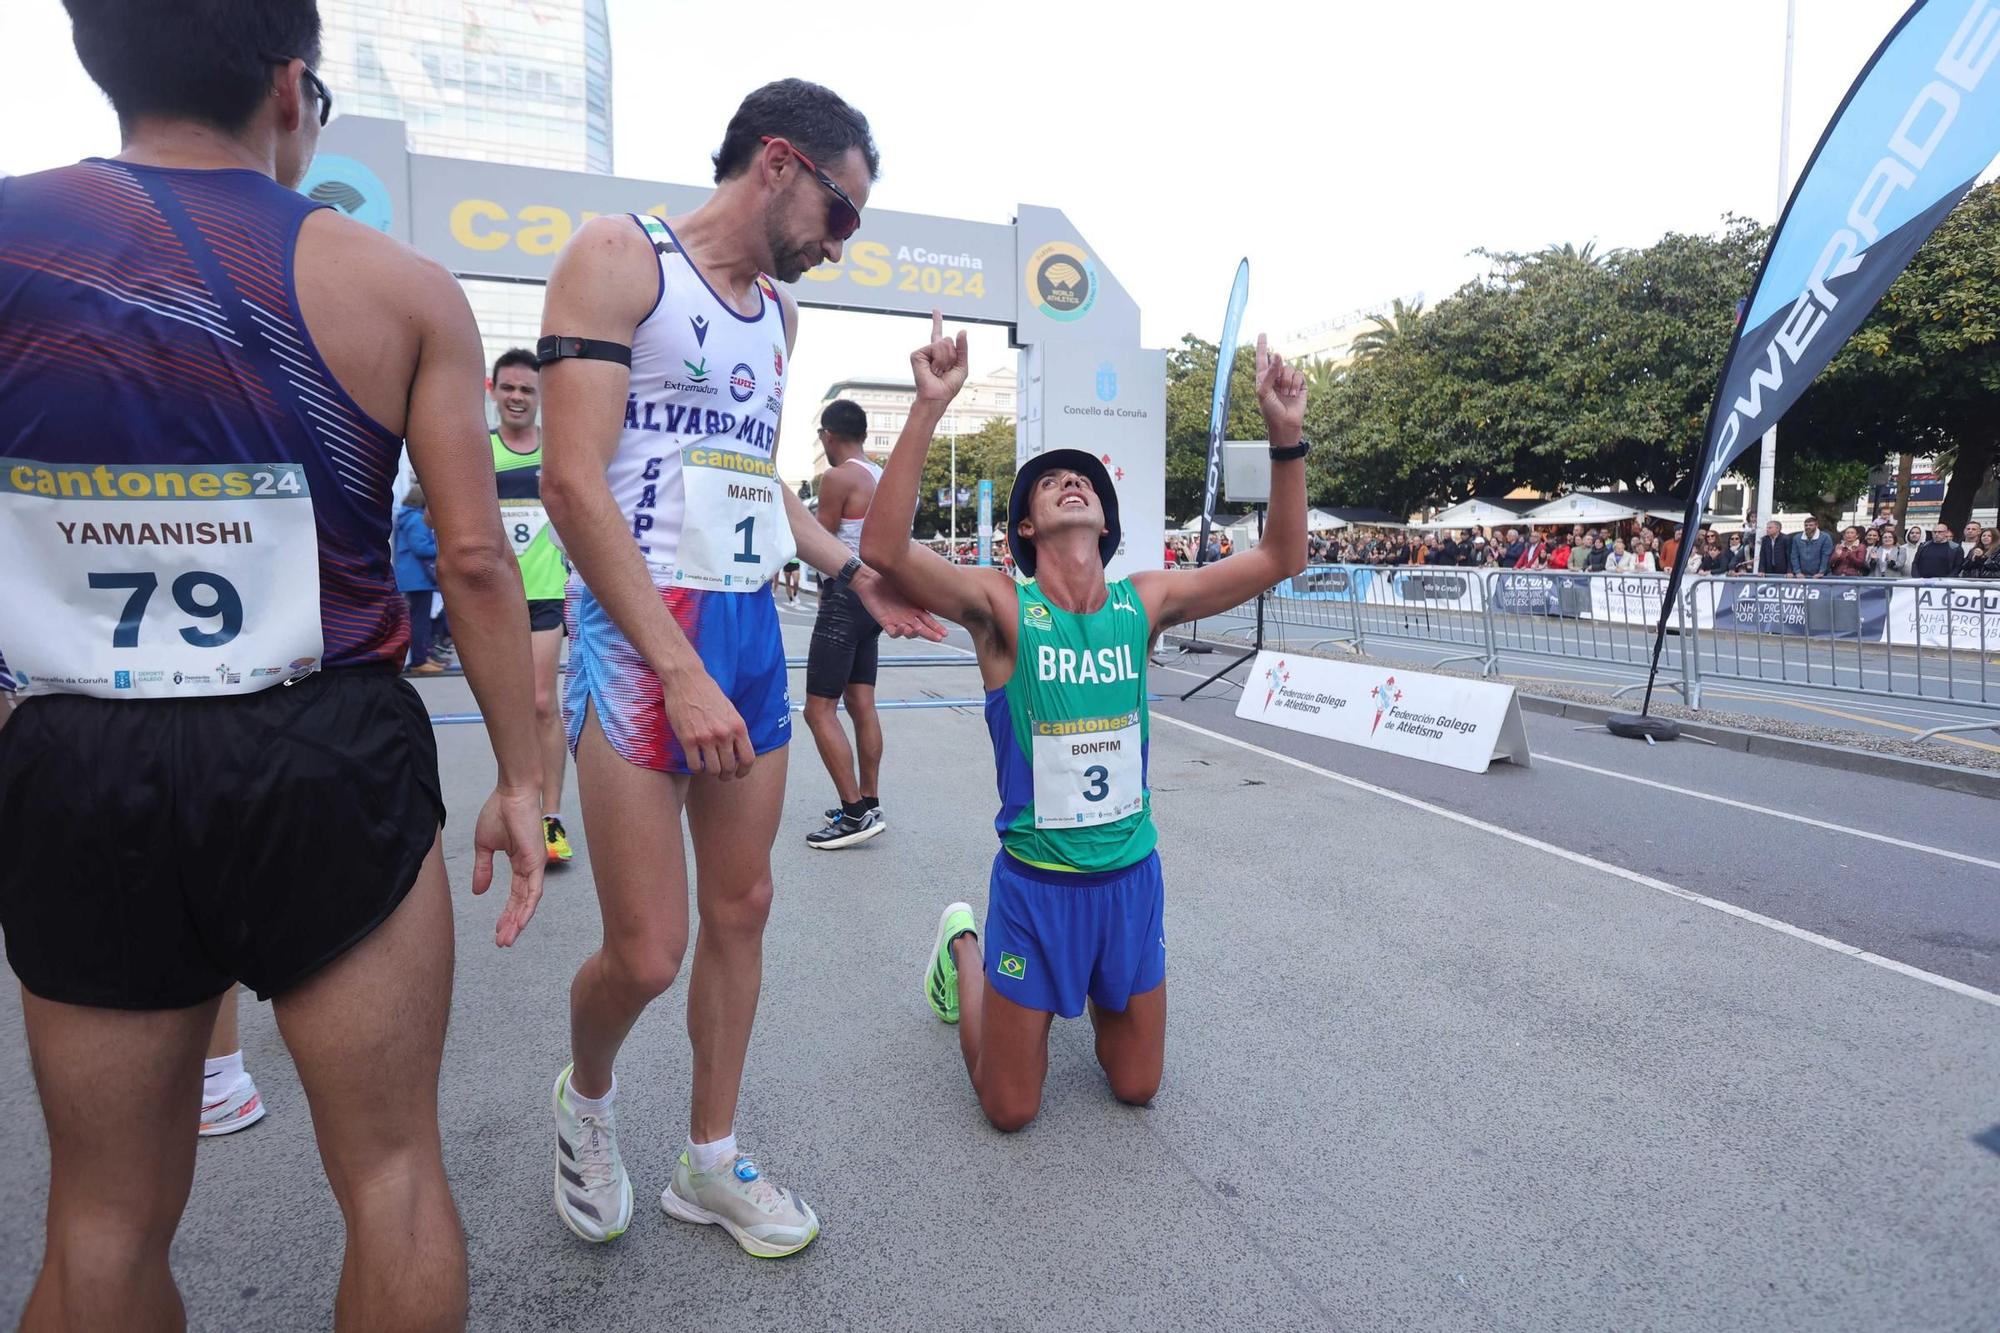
[0,459,324,698]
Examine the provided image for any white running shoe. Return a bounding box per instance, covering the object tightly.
[198,1077,266,1137]
[552,1064,634,1243]
[661,1148,820,1258]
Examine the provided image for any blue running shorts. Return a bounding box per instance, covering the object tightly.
[982,850,1165,1018]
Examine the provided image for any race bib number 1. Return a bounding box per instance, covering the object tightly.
[671,444,796,591]
[0,459,325,698]
[1031,709,1146,829]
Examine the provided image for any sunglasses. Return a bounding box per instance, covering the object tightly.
[265,54,333,127]
[760,135,861,241]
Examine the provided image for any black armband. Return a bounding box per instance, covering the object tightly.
[536,335,632,368]
[1268,440,1309,462]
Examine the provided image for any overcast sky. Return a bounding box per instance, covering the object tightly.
[0,0,1908,480]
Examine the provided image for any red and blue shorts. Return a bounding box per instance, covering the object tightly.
[563,582,792,774]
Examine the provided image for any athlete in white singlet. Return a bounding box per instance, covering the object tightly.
[536,79,942,1256]
[803,399,890,848]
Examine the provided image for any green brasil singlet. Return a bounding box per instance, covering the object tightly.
[984,577,1158,873]
[492,431,567,601]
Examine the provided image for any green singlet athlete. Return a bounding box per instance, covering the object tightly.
[860,314,1309,1129]
[489,348,575,864]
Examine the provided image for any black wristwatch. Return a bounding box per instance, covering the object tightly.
[1269,439,1309,462]
[829,555,863,588]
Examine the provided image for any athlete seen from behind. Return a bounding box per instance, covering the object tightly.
[802,398,889,848]
[0,1,546,1328]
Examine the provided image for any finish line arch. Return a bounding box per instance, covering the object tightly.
[307,116,1166,578]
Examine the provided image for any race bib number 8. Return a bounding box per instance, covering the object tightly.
[671,444,796,592]
[0,460,324,698]
[1031,709,1146,829]
[500,498,550,558]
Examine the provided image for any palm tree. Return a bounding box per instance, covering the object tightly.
[1536,240,1629,268]
[1349,297,1424,360]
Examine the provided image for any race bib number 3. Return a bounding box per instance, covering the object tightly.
[670,445,796,592]
[0,459,324,698]
[1031,709,1146,829]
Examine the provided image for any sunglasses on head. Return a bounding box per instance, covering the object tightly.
[760,135,861,241]
[264,53,333,127]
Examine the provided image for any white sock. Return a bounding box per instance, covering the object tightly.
[545,811,561,821]
[203,1051,244,1091]
[688,1131,736,1174]
[567,1071,616,1119]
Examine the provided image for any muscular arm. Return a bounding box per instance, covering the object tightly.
[402,265,541,791]
[400,260,548,942]
[815,465,856,537]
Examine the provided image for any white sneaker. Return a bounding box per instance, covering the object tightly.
[552,1064,634,1243]
[198,1076,266,1137]
[661,1148,820,1258]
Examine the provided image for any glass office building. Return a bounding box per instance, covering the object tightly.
[318,0,613,373]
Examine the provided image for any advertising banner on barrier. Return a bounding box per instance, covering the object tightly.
[1279,565,1370,601]
[1707,580,1892,639]
[1235,651,1532,773]
[1491,572,1566,616]
[1390,569,1486,613]
[1584,574,1687,628]
[1887,584,2000,649]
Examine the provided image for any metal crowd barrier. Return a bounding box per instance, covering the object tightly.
[1251,565,1998,731]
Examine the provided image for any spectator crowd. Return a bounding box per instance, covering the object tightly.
[1240,516,2000,581]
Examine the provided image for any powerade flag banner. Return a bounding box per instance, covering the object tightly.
[1196,259,1249,568]
[1644,0,2000,709]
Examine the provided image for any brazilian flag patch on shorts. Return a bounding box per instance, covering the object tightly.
[998,952,1027,980]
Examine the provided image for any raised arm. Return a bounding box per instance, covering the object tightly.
[857,312,1015,643]
[400,258,545,945]
[768,289,944,642]
[1134,334,1309,628]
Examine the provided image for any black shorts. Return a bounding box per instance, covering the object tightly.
[805,581,883,698]
[529,597,566,634]
[0,666,445,1009]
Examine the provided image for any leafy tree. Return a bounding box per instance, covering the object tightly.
[1162,335,1261,521]
[1789,179,2000,531]
[908,416,1016,542]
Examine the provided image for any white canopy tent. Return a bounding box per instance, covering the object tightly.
[1415,497,1539,530]
[1521,491,1683,525]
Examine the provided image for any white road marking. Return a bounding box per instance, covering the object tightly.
[1534,754,2000,871]
[1150,711,2000,1011]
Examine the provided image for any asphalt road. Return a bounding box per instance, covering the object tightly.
[1,603,1995,1331]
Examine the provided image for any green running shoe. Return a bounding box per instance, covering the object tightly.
[926,902,978,1024]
